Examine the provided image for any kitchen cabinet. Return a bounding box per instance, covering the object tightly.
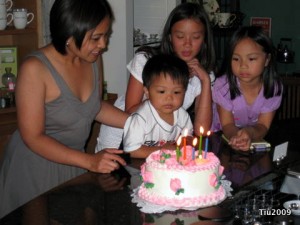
[0,0,42,160]
[0,0,42,68]
[0,105,17,161]
[212,0,244,74]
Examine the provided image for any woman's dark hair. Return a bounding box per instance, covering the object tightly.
[226,26,282,99]
[142,54,189,90]
[138,2,215,72]
[50,0,113,55]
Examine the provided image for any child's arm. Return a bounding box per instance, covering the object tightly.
[242,111,275,141]
[218,104,275,151]
[217,104,239,139]
[129,142,176,159]
[187,58,213,133]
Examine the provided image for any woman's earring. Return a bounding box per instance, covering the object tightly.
[66,41,69,47]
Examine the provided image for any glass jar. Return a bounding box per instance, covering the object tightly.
[2,67,16,90]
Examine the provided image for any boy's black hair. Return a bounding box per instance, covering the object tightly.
[142,54,189,89]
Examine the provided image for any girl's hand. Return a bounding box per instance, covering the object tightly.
[186,58,209,82]
[228,129,252,151]
[91,149,126,173]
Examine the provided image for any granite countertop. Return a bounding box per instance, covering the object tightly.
[1,127,300,224]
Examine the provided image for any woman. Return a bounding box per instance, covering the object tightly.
[0,0,128,218]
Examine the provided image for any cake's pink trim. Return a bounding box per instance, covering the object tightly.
[146,150,219,172]
[138,185,226,208]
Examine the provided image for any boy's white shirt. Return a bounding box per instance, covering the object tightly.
[123,100,193,152]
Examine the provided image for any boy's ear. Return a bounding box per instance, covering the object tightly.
[143,87,149,98]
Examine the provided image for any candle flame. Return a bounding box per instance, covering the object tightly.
[176,135,182,146]
[200,126,204,135]
[183,128,188,137]
[199,155,202,159]
[192,137,197,146]
[207,131,211,136]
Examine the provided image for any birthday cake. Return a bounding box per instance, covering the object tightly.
[138,146,226,209]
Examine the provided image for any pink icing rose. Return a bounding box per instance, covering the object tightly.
[209,173,217,187]
[141,164,145,174]
[219,165,224,176]
[165,157,177,166]
[141,164,153,183]
[151,153,161,161]
[143,171,153,183]
[170,178,182,192]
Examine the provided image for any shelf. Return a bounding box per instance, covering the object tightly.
[0,106,16,114]
[0,27,36,36]
[134,39,160,47]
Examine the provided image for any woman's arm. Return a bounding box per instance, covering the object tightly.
[16,57,125,173]
[95,101,128,128]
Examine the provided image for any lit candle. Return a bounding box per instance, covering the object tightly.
[183,128,188,160]
[192,137,197,160]
[176,135,182,162]
[198,126,204,157]
[204,131,211,159]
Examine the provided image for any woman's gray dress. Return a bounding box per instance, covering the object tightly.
[0,51,101,218]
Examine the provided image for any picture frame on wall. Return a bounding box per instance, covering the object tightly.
[0,46,18,87]
[250,17,272,37]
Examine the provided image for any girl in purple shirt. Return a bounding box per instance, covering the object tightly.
[212,26,283,151]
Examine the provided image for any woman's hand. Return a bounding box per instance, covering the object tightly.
[90,149,126,173]
[228,129,252,151]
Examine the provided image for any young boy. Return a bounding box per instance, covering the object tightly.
[123,54,193,158]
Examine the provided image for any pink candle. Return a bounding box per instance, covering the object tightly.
[204,131,211,159]
[192,137,197,160]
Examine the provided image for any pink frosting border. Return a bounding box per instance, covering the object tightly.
[146,150,220,172]
[138,185,226,208]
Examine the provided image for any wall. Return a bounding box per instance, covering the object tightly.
[103,0,134,96]
[104,0,180,96]
[240,0,300,75]
[134,0,180,37]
